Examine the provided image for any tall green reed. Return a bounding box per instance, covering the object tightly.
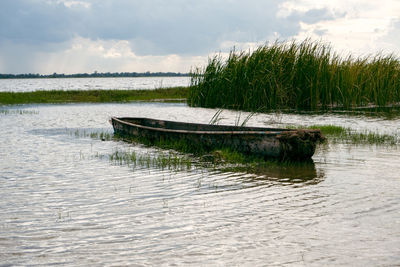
[189,39,400,111]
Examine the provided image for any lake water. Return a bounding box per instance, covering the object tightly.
[1,101,400,266]
[0,77,191,92]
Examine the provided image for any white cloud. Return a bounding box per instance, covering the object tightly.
[218,31,283,53]
[25,37,207,74]
[278,0,373,18]
[103,40,136,59]
[278,0,400,56]
[378,19,400,55]
[1,0,399,74]
[57,0,91,8]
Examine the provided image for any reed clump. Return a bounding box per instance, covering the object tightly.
[189,39,400,111]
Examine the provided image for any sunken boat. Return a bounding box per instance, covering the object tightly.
[110,117,324,160]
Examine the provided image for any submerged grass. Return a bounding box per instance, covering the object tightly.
[114,133,316,171]
[107,137,312,174]
[116,134,211,156]
[73,130,193,171]
[71,129,114,141]
[189,39,400,111]
[105,146,323,182]
[108,149,192,171]
[0,87,189,105]
[72,122,397,175]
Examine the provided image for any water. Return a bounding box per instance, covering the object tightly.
[0,77,191,92]
[1,102,400,266]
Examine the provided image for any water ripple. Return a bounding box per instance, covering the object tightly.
[1,103,400,266]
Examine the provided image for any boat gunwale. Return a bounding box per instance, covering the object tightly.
[111,117,319,136]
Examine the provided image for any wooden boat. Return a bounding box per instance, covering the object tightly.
[110,117,324,160]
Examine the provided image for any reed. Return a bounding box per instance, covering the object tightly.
[189,39,400,111]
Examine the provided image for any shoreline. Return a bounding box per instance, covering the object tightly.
[0,87,189,105]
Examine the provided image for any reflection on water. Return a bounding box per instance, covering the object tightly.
[279,105,400,120]
[217,160,324,185]
[1,102,400,266]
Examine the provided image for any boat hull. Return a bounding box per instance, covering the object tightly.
[110,117,324,160]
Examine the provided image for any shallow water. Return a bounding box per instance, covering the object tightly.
[1,102,400,266]
[0,77,190,92]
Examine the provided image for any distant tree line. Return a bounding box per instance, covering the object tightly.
[0,71,190,79]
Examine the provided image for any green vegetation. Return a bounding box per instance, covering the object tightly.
[69,121,397,175]
[209,109,256,126]
[303,124,398,146]
[106,136,309,173]
[116,134,211,156]
[106,145,321,177]
[71,129,114,141]
[189,39,400,111]
[115,132,317,166]
[74,129,269,166]
[107,149,192,171]
[0,87,188,105]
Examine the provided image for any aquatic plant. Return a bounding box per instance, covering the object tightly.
[189,39,400,111]
[116,133,209,156]
[108,149,192,171]
[209,109,257,126]
[305,124,398,146]
[70,129,114,141]
[209,109,224,125]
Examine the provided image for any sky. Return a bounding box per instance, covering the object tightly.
[0,0,399,74]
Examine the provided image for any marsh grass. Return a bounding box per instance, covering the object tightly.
[0,87,189,105]
[209,109,257,126]
[189,39,400,111]
[108,149,193,171]
[209,109,224,125]
[115,134,209,155]
[69,121,318,173]
[113,132,316,174]
[71,129,113,141]
[106,143,315,175]
[304,124,398,146]
[80,131,194,171]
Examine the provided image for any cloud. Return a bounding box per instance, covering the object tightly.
[1,0,297,55]
[377,19,400,55]
[0,0,93,45]
[278,0,400,56]
[0,0,300,73]
[59,1,91,9]
[0,0,399,74]
[0,36,207,74]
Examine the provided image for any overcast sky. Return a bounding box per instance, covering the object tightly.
[1,0,399,74]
